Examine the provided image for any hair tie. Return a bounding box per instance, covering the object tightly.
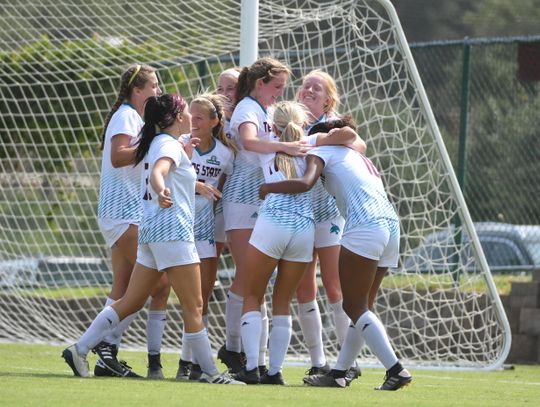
[128,64,142,86]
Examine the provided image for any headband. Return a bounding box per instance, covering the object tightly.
[127,64,142,86]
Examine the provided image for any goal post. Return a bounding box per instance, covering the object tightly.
[0,0,511,370]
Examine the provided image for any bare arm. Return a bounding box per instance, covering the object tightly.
[110,134,137,168]
[150,157,175,208]
[240,122,310,156]
[259,155,325,199]
[315,127,367,154]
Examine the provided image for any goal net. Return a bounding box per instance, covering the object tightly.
[0,0,510,370]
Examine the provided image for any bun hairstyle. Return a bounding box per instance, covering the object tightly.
[307,115,357,136]
[100,63,156,150]
[271,101,308,179]
[134,93,187,166]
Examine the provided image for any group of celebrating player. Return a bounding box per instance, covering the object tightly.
[61,57,412,390]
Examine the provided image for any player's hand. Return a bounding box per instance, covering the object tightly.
[281,141,312,156]
[157,188,173,208]
[196,182,222,201]
[182,136,201,159]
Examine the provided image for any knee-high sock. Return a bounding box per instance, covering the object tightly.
[330,300,351,347]
[240,311,262,371]
[335,310,397,371]
[184,329,219,376]
[105,310,138,347]
[297,300,326,367]
[77,306,119,355]
[146,310,166,356]
[259,301,269,366]
[225,291,243,352]
[268,315,292,376]
[181,314,208,363]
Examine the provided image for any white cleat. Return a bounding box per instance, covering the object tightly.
[199,371,246,385]
[62,344,89,378]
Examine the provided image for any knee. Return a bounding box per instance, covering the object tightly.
[342,299,368,323]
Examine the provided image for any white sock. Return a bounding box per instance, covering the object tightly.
[297,300,326,367]
[184,329,218,376]
[77,306,119,355]
[146,310,166,356]
[180,314,207,363]
[268,315,292,376]
[225,291,243,352]
[104,297,115,307]
[259,301,269,367]
[354,310,398,370]
[106,311,138,347]
[240,311,262,371]
[181,328,193,363]
[330,300,351,347]
[334,320,364,371]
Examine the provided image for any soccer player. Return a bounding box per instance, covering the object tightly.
[176,93,236,380]
[218,57,307,374]
[259,123,413,390]
[62,93,243,385]
[296,70,363,382]
[93,64,170,379]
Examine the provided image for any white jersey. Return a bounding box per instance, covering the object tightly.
[305,113,341,224]
[138,133,197,244]
[258,152,313,221]
[309,146,398,232]
[190,137,234,242]
[97,103,143,223]
[222,96,270,206]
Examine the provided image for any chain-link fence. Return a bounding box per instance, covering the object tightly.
[411,36,540,272]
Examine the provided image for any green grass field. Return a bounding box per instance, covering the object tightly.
[1,343,539,406]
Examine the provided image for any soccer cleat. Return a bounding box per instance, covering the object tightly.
[305,363,331,376]
[199,371,246,385]
[259,371,285,385]
[175,359,192,381]
[94,358,115,377]
[62,344,89,378]
[303,370,347,388]
[189,363,202,381]
[258,365,268,377]
[217,344,245,373]
[232,367,260,384]
[92,342,141,378]
[375,368,412,391]
[147,353,164,380]
[345,363,361,386]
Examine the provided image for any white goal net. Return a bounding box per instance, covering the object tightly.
[0,0,510,370]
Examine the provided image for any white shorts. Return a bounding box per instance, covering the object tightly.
[340,218,400,268]
[214,211,227,243]
[195,240,217,259]
[98,218,137,248]
[249,210,315,263]
[137,241,200,271]
[223,202,259,231]
[314,216,345,248]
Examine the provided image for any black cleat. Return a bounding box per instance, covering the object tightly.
[176,359,192,381]
[260,371,285,385]
[375,368,412,391]
[92,342,141,378]
[345,363,361,386]
[147,353,164,379]
[303,370,347,388]
[189,363,202,381]
[258,365,268,377]
[217,344,245,373]
[305,363,331,376]
[232,367,260,384]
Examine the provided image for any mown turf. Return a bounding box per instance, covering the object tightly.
[1,343,539,406]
